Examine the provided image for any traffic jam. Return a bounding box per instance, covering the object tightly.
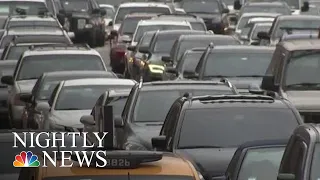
[0,0,319,179]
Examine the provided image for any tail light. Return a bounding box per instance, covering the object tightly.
[13,94,25,106]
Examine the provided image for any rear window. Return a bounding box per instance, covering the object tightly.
[178,108,298,148]
[190,22,206,31]
[17,55,105,80]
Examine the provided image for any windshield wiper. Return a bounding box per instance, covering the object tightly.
[178,145,223,149]
[286,82,320,87]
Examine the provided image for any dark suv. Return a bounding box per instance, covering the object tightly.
[60,0,107,47]
[152,94,303,180]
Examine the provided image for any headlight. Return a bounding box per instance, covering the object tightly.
[197,171,205,180]
[124,142,147,150]
[148,64,165,73]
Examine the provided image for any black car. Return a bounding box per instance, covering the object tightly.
[0,60,17,128]
[225,140,287,180]
[152,94,302,180]
[114,80,239,151]
[177,0,229,34]
[20,71,117,129]
[0,129,85,180]
[60,0,107,47]
[194,44,275,93]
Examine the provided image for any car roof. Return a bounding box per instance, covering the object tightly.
[277,15,320,21]
[179,34,236,41]
[7,28,64,36]
[42,71,116,78]
[141,81,233,91]
[278,39,320,51]
[244,2,287,6]
[240,12,280,17]
[119,2,170,8]
[0,60,17,65]
[125,13,159,18]
[210,45,275,52]
[23,48,100,56]
[188,95,289,109]
[137,19,190,26]
[8,16,56,21]
[39,152,196,177]
[62,78,136,87]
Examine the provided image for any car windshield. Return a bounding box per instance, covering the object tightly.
[0,2,47,15]
[190,22,206,31]
[17,55,105,80]
[242,6,290,14]
[237,147,285,180]
[250,24,272,40]
[42,175,195,180]
[55,85,129,110]
[179,52,203,73]
[37,74,114,100]
[61,0,89,12]
[120,17,152,36]
[181,0,221,13]
[282,0,300,9]
[178,108,298,148]
[7,21,59,29]
[311,143,320,180]
[153,32,196,53]
[274,19,320,39]
[134,25,190,42]
[6,46,29,60]
[285,50,320,89]
[203,51,273,77]
[115,7,170,24]
[133,89,233,122]
[176,39,239,61]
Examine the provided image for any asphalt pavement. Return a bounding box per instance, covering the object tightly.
[94,42,112,71]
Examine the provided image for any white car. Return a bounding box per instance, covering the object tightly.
[110,2,172,32]
[36,78,136,131]
[131,19,192,46]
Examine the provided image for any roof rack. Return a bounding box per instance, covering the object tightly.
[220,78,239,94]
[157,13,198,18]
[29,43,90,50]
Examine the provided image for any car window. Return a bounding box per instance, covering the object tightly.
[178,108,298,148]
[107,96,128,117]
[46,0,55,14]
[119,17,152,36]
[179,52,203,72]
[6,46,29,60]
[282,0,300,9]
[241,6,290,14]
[181,0,221,13]
[115,7,171,24]
[274,19,320,39]
[101,7,114,18]
[0,63,15,84]
[250,24,272,40]
[203,51,274,78]
[17,55,105,80]
[237,147,285,180]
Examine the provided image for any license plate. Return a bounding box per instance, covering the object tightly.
[77,19,86,29]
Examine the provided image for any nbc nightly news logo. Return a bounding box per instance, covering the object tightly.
[12,132,110,168]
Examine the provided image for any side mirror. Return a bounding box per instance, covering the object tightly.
[165,67,177,74]
[161,56,172,63]
[257,31,270,40]
[234,0,241,10]
[1,75,13,85]
[114,116,124,128]
[20,94,32,103]
[261,75,278,91]
[277,173,295,180]
[301,2,309,12]
[127,45,136,51]
[222,9,229,14]
[80,115,95,125]
[139,47,149,54]
[151,136,166,149]
[108,21,113,26]
[35,102,50,112]
[100,8,106,16]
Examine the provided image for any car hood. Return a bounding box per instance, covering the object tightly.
[130,122,163,149]
[284,91,320,111]
[210,77,262,91]
[16,80,37,93]
[176,148,237,177]
[50,110,91,128]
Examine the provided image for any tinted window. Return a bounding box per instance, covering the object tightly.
[203,51,273,77]
[179,52,202,72]
[115,7,171,24]
[282,0,300,9]
[120,17,151,36]
[181,0,221,13]
[242,6,291,14]
[133,89,233,122]
[37,74,115,100]
[6,46,29,60]
[285,51,320,88]
[311,143,320,180]
[107,97,128,117]
[190,22,206,31]
[178,108,298,147]
[61,0,89,11]
[250,24,272,40]
[55,85,131,110]
[43,175,194,180]
[134,25,190,42]
[17,55,105,80]
[238,147,285,180]
[275,19,320,38]
[7,21,59,29]
[0,2,47,15]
